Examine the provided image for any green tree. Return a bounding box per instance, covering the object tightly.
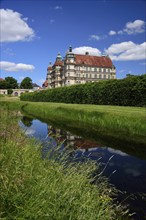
[20,77,33,89]
[5,77,18,89]
[0,80,8,89]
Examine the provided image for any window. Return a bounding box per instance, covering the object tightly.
[99,74,101,79]
[104,75,106,79]
[86,67,88,71]
[86,74,88,78]
[108,75,110,79]
[104,68,106,72]
[90,74,92,78]
[99,68,101,72]
[94,68,97,72]
[95,74,97,78]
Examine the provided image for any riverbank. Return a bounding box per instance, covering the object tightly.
[0,105,130,219]
[0,98,146,159]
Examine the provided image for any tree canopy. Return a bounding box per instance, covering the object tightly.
[0,77,18,89]
[20,77,33,89]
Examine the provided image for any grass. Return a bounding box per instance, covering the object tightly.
[0,106,130,220]
[0,97,146,158]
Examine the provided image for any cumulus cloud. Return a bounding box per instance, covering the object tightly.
[0,9,35,42]
[105,41,146,61]
[0,61,35,72]
[73,46,101,56]
[89,35,100,40]
[108,30,116,36]
[123,20,145,34]
[109,19,145,36]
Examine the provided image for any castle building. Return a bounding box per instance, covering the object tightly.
[43,46,116,88]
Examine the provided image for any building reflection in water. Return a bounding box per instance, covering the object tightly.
[47,124,102,152]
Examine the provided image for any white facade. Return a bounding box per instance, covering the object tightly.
[45,47,116,89]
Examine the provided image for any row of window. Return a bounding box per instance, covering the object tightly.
[50,74,115,81]
[74,73,115,79]
[67,66,112,72]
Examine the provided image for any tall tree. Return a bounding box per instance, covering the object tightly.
[20,77,33,89]
[5,77,18,89]
[0,80,8,89]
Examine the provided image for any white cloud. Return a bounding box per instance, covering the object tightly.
[108,19,145,36]
[0,9,35,42]
[54,6,62,10]
[89,35,100,40]
[0,61,35,72]
[109,30,116,35]
[124,20,145,34]
[73,46,101,56]
[105,41,146,61]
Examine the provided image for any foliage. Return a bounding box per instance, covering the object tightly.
[0,108,130,220]
[0,77,18,89]
[6,77,18,89]
[7,89,13,95]
[20,74,146,107]
[20,77,33,89]
[0,80,8,89]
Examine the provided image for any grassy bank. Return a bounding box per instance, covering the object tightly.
[0,107,130,219]
[1,98,146,158]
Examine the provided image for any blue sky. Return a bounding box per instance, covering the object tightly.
[0,0,146,86]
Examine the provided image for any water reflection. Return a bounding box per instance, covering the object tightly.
[20,116,146,220]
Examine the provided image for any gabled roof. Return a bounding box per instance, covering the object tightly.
[32,83,40,87]
[75,54,113,68]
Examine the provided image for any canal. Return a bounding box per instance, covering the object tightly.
[19,116,146,220]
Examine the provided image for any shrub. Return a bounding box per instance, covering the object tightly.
[20,74,146,106]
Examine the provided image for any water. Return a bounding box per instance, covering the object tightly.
[19,116,146,220]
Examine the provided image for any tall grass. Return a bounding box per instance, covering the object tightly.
[0,98,146,147]
[0,107,130,219]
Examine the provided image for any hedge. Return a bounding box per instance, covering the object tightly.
[20,74,146,106]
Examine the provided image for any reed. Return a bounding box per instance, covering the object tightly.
[0,107,130,220]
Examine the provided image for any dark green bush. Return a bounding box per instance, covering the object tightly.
[20,74,146,106]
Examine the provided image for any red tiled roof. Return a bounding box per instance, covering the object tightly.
[0,78,4,81]
[54,61,63,66]
[75,54,113,67]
